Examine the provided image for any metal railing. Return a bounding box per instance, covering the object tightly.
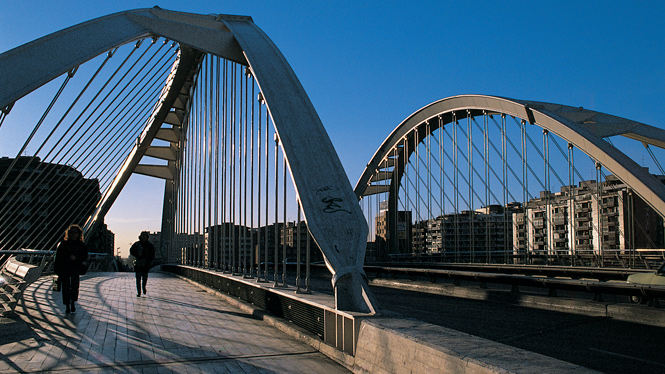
[0,249,117,274]
[362,263,665,302]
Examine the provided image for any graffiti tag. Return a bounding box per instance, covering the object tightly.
[315,185,340,195]
[321,196,351,214]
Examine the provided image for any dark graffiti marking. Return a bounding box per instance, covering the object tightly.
[321,196,351,214]
[315,185,340,195]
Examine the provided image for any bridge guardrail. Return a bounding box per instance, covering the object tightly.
[0,250,117,274]
[162,264,364,357]
[0,256,43,313]
[367,262,651,281]
[385,250,665,271]
[363,265,665,302]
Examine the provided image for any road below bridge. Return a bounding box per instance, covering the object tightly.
[367,278,665,374]
[293,270,665,373]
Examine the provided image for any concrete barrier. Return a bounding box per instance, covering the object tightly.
[353,318,599,374]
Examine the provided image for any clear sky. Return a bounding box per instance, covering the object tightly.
[1,1,663,256]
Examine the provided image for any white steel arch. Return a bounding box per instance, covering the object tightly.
[355,95,665,219]
[0,8,374,312]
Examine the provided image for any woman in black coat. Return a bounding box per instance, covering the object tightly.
[54,225,88,313]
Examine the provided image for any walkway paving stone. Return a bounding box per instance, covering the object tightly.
[0,272,349,373]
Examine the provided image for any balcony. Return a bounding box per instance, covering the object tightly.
[530,223,544,230]
[604,221,619,228]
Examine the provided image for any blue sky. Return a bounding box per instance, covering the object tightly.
[1,1,663,255]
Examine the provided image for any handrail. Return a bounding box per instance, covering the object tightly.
[0,250,111,256]
[1,250,115,274]
[363,265,665,300]
[366,262,651,281]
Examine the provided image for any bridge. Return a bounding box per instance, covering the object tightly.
[1,7,665,373]
[355,95,665,268]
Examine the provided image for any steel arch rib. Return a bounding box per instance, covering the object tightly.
[0,8,247,110]
[218,16,375,313]
[0,8,375,312]
[355,94,665,218]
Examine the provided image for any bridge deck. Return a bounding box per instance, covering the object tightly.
[0,272,349,373]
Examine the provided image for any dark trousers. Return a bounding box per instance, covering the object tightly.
[60,274,80,305]
[136,271,148,294]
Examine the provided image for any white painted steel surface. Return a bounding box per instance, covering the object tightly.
[0,8,374,312]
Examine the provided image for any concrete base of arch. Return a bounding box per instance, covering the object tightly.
[334,271,378,314]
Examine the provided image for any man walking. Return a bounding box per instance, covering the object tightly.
[130,231,156,297]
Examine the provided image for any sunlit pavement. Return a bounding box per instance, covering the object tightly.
[0,272,349,373]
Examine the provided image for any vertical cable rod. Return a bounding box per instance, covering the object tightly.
[247,70,252,278]
[543,129,550,262]
[282,151,288,285]
[439,117,445,256]
[207,55,214,269]
[203,55,210,267]
[256,93,264,281]
[195,65,202,266]
[467,111,474,262]
[568,143,577,266]
[521,119,529,263]
[296,200,302,291]
[595,161,603,266]
[305,213,312,293]
[392,140,400,254]
[231,64,237,273]
[453,114,459,261]
[221,60,228,272]
[239,66,246,276]
[214,56,220,270]
[484,113,490,263]
[273,134,280,286]
[501,115,509,263]
[263,99,270,280]
[426,121,432,252]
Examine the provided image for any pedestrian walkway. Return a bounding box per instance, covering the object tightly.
[0,272,349,373]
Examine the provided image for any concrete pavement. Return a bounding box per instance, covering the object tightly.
[0,272,349,373]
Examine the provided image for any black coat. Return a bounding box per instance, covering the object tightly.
[130,240,155,272]
[54,240,88,276]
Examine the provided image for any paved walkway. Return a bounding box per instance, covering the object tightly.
[0,272,349,373]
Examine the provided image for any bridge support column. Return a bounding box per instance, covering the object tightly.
[334,271,377,313]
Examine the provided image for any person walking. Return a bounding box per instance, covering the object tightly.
[130,231,155,297]
[54,225,88,314]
